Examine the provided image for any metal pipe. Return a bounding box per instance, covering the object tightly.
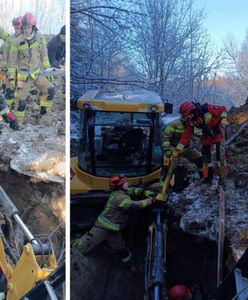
[156,212,161,225]
[13,213,38,245]
[153,286,160,300]
[44,281,59,300]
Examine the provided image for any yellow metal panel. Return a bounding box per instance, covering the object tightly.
[76,89,164,112]
[71,157,161,194]
[77,98,163,113]
[0,239,14,281]
[3,243,57,300]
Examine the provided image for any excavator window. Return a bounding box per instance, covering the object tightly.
[78,111,161,177]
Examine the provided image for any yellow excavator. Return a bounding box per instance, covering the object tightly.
[0,186,65,300]
[70,89,173,230]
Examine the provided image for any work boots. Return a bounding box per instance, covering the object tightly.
[9,119,20,130]
[202,163,213,184]
[2,111,20,130]
[40,106,47,115]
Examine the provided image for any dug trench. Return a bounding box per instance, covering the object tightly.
[0,169,65,261]
[71,202,233,300]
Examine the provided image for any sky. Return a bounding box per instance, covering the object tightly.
[195,0,248,48]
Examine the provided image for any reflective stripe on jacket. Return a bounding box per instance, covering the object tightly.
[8,31,50,80]
[163,119,185,156]
[95,190,152,231]
[2,34,19,70]
[0,27,9,41]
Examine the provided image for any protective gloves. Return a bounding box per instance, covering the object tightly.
[171,149,180,160]
[220,118,228,129]
[152,193,167,202]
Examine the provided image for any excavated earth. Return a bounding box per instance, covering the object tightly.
[0,79,65,278]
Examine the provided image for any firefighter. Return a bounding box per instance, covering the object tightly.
[174,101,228,184]
[47,25,65,99]
[168,285,192,300]
[47,25,65,68]
[0,27,9,92]
[0,27,9,41]
[0,23,20,131]
[73,175,163,268]
[162,119,203,180]
[0,45,5,93]
[2,17,22,108]
[7,12,55,123]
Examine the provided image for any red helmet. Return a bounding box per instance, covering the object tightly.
[179,102,196,118]
[109,175,127,189]
[169,285,191,300]
[21,12,36,28]
[12,17,22,29]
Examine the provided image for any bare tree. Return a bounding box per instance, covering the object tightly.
[131,0,221,105]
[222,31,248,105]
[71,0,142,96]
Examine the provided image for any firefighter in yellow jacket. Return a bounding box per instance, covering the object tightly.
[0,27,9,41]
[0,25,19,130]
[162,119,203,179]
[2,17,22,108]
[8,12,55,123]
[0,27,9,92]
[73,175,162,267]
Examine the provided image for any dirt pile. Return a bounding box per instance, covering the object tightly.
[228,102,248,125]
[71,247,145,300]
[169,179,247,260]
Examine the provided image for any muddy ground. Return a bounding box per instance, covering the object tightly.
[0,170,65,257]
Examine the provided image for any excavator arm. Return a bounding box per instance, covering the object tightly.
[0,186,64,300]
[145,204,167,300]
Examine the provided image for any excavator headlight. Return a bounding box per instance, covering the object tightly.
[83,102,91,109]
[150,105,157,112]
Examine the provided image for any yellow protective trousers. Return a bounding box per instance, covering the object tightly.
[75,225,126,254]
[15,75,54,123]
[0,71,6,92]
[5,77,16,108]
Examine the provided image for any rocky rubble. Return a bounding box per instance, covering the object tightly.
[0,78,65,183]
[168,102,248,261]
[168,179,248,261]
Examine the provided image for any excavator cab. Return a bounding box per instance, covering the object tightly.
[71,90,165,230]
[78,110,159,177]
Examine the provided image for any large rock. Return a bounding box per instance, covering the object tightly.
[168,179,248,261]
[0,123,65,183]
